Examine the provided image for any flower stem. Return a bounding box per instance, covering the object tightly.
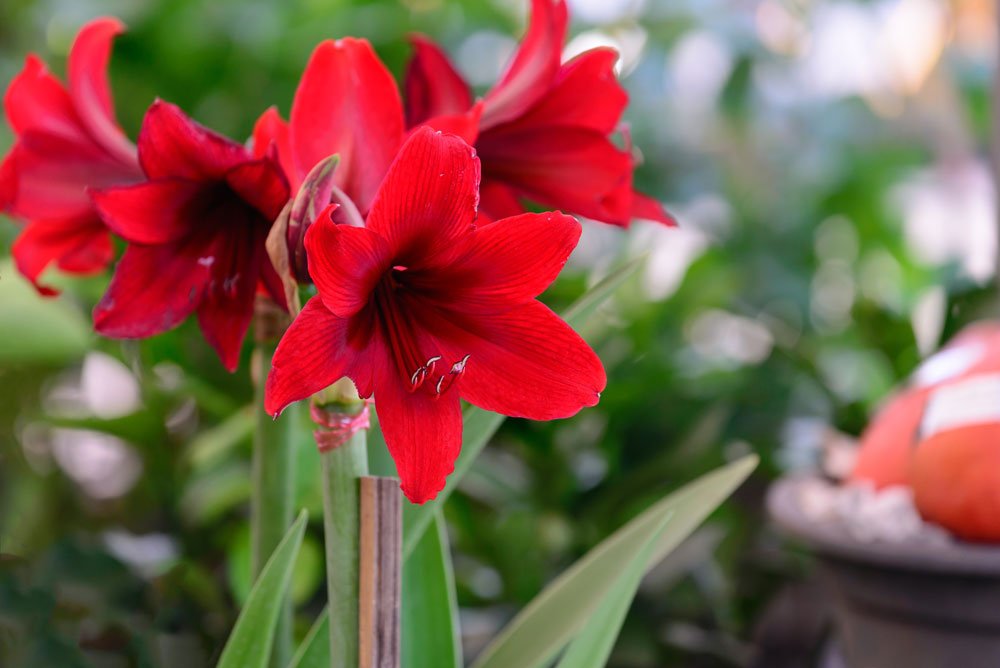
[250,298,296,668]
[320,424,369,667]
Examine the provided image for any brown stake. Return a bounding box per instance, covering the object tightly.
[359,476,402,668]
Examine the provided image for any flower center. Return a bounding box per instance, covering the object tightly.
[374,271,469,397]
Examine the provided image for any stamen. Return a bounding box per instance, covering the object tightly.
[433,354,471,396]
[410,355,442,389]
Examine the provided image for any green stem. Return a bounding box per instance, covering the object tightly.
[320,427,369,667]
[251,339,298,668]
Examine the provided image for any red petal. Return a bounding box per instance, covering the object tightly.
[289,39,404,212]
[421,212,580,312]
[264,297,358,416]
[365,126,479,262]
[68,17,138,167]
[477,126,632,224]
[432,300,606,420]
[0,150,17,210]
[4,55,81,140]
[224,158,290,222]
[373,360,463,504]
[252,106,295,186]
[514,48,627,134]
[12,213,112,295]
[196,232,263,372]
[478,180,525,221]
[91,179,205,244]
[93,238,214,339]
[481,0,568,129]
[630,190,677,227]
[416,101,483,146]
[138,100,249,180]
[404,35,473,127]
[10,131,136,218]
[305,215,392,318]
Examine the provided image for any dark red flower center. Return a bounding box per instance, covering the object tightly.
[372,266,468,397]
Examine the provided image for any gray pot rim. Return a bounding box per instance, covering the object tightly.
[768,475,1000,576]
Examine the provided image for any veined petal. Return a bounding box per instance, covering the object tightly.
[138,100,249,180]
[264,297,358,417]
[513,48,627,134]
[91,179,205,244]
[224,158,290,222]
[196,231,263,372]
[68,17,138,167]
[373,361,463,504]
[12,213,112,296]
[289,38,404,212]
[416,101,483,146]
[404,35,473,127]
[252,106,295,185]
[422,211,580,311]
[477,126,632,225]
[630,190,677,227]
[365,126,479,263]
[478,180,525,221]
[306,214,392,318]
[481,0,568,128]
[94,236,214,339]
[432,300,606,420]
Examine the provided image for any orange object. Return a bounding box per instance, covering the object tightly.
[850,389,928,489]
[912,421,1000,542]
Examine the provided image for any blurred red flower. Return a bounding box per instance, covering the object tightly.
[403,0,675,227]
[265,128,606,503]
[0,18,143,294]
[92,101,289,371]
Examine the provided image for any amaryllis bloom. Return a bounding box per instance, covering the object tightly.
[265,127,606,503]
[404,0,674,227]
[252,38,405,215]
[91,101,289,371]
[0,18,142,294]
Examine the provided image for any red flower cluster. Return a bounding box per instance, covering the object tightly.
[2,2,674,501]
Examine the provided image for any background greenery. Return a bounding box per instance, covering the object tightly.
[0,0,995,666]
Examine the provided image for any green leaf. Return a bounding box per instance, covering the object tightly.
[287,609,329,668]
[470,455,758,668]
[0,261,91,365]
[402,512,462,668]
[403,257,645,558]
[217,510,307,668]
[554,513,673,668]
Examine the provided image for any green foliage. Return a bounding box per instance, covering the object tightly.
[217,511,307,668]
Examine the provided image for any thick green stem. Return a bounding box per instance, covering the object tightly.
[321,427,369,667]
[250,297,297,668]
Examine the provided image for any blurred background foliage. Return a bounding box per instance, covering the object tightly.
[0,0,996,666]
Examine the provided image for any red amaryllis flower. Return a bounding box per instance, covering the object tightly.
[1,17,142,294]
[265,127,606,503]
[91,101,289,371]
[252,38,405,215]
[404,0,674,227]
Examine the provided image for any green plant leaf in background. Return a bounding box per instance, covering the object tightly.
[470,455,758,668]
[554,513,674,668]
[216,510,307,668]
[403,511,463,668]
[287,609,329,668]
[0,261,91,365]
[403,256,645,558]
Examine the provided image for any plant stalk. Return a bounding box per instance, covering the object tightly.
[320,421,369,667]
[250,297,296,668]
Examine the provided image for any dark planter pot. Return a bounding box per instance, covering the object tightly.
[768,476,1000,668]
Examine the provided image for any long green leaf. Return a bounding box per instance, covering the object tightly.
[555,513,673,668]
[470,455,758,668]
[403,256,645,558]
[287,609,329,668]
[217,510,308,668]
[402,512,462,668]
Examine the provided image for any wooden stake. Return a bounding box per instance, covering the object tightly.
[359,476,402,668]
